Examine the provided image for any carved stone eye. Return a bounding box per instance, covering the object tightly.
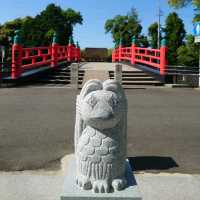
[87,95,97,108]
[108,96,118,107]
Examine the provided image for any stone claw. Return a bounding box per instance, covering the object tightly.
[112,178,127,191]
[93,180,110,193]
[76,176,92,190]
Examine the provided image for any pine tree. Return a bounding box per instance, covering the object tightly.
[165,12,186,65]
[177,35,199,67]
[148,22,159,49]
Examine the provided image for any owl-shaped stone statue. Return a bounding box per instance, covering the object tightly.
[75,79,127,193]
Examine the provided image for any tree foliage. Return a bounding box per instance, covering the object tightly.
[0,4,83,47]
[148,22,159,49]
[164,12,186,64]
[168,0,200,8]
[137,35,149,47]
[193,13,200,22]
[168,0,200,22]
[177,34,199,67]
[105,8,142,47]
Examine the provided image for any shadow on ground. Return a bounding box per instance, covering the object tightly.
[128,156,179,172]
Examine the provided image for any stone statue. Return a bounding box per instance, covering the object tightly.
[75,79,127,193]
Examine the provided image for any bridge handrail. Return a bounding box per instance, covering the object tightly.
[11,43,81,79]
[112,40,167,75]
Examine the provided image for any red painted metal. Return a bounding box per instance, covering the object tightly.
[51,44,58,67]
[11,43,80,79]
[12,44,23,79]
[112,44,167,75]
[67,44,73,62]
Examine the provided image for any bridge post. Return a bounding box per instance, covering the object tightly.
[131,36,136,65]
[12,30,22,79]
[51,32,59,67]
[115,64,122,84]
[70,63,79,89]
[160,39,167,76]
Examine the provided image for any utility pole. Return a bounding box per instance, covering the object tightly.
[194,22,200,87]
[157,0,163,49]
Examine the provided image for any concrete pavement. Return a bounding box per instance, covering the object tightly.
[79,62,141,71]
[0,155,199,200]
[0,87,200,173]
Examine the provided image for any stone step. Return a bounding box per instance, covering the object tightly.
[111,77,155,81]
[109,71,148,75]
[109,74,152,77]
[36,80,83,84]
[122,85,163,89]
[122,80,162,85]
[45,75,83,79]
[37,80,71,84]
[55,71,84,75]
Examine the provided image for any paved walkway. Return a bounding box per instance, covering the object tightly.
[80,62,141,85]
[0,155,199,200]
[80,62,140,71]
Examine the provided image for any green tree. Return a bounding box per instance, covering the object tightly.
[105,8,142,47]
[165,12,186,65]
[193,13,200,22]
[0,3,83,47]
[0,18,24,45]
[148,22,159,48]
[177,34,199,66]
[168,0,200,8]
[138,35,149,47]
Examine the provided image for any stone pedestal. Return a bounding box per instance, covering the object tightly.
[61,156,142,200]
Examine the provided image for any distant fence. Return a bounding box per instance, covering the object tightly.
[1,31,81,80]
[112,37,167,75]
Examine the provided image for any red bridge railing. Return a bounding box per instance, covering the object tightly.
[11,32,81,79]
[112,38,167,75]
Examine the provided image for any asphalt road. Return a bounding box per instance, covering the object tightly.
[0,87,200,173]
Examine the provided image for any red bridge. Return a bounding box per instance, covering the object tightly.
[112,37,167,76]
[2,32,196,87]
[0,31,80,81]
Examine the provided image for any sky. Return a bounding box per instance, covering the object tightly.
[0,0,195,48]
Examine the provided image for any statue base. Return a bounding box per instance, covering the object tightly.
[61,155,142,200]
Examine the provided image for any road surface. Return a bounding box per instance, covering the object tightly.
[0,86,199,173]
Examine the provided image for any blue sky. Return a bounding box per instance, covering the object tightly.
[0,0,195,48]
